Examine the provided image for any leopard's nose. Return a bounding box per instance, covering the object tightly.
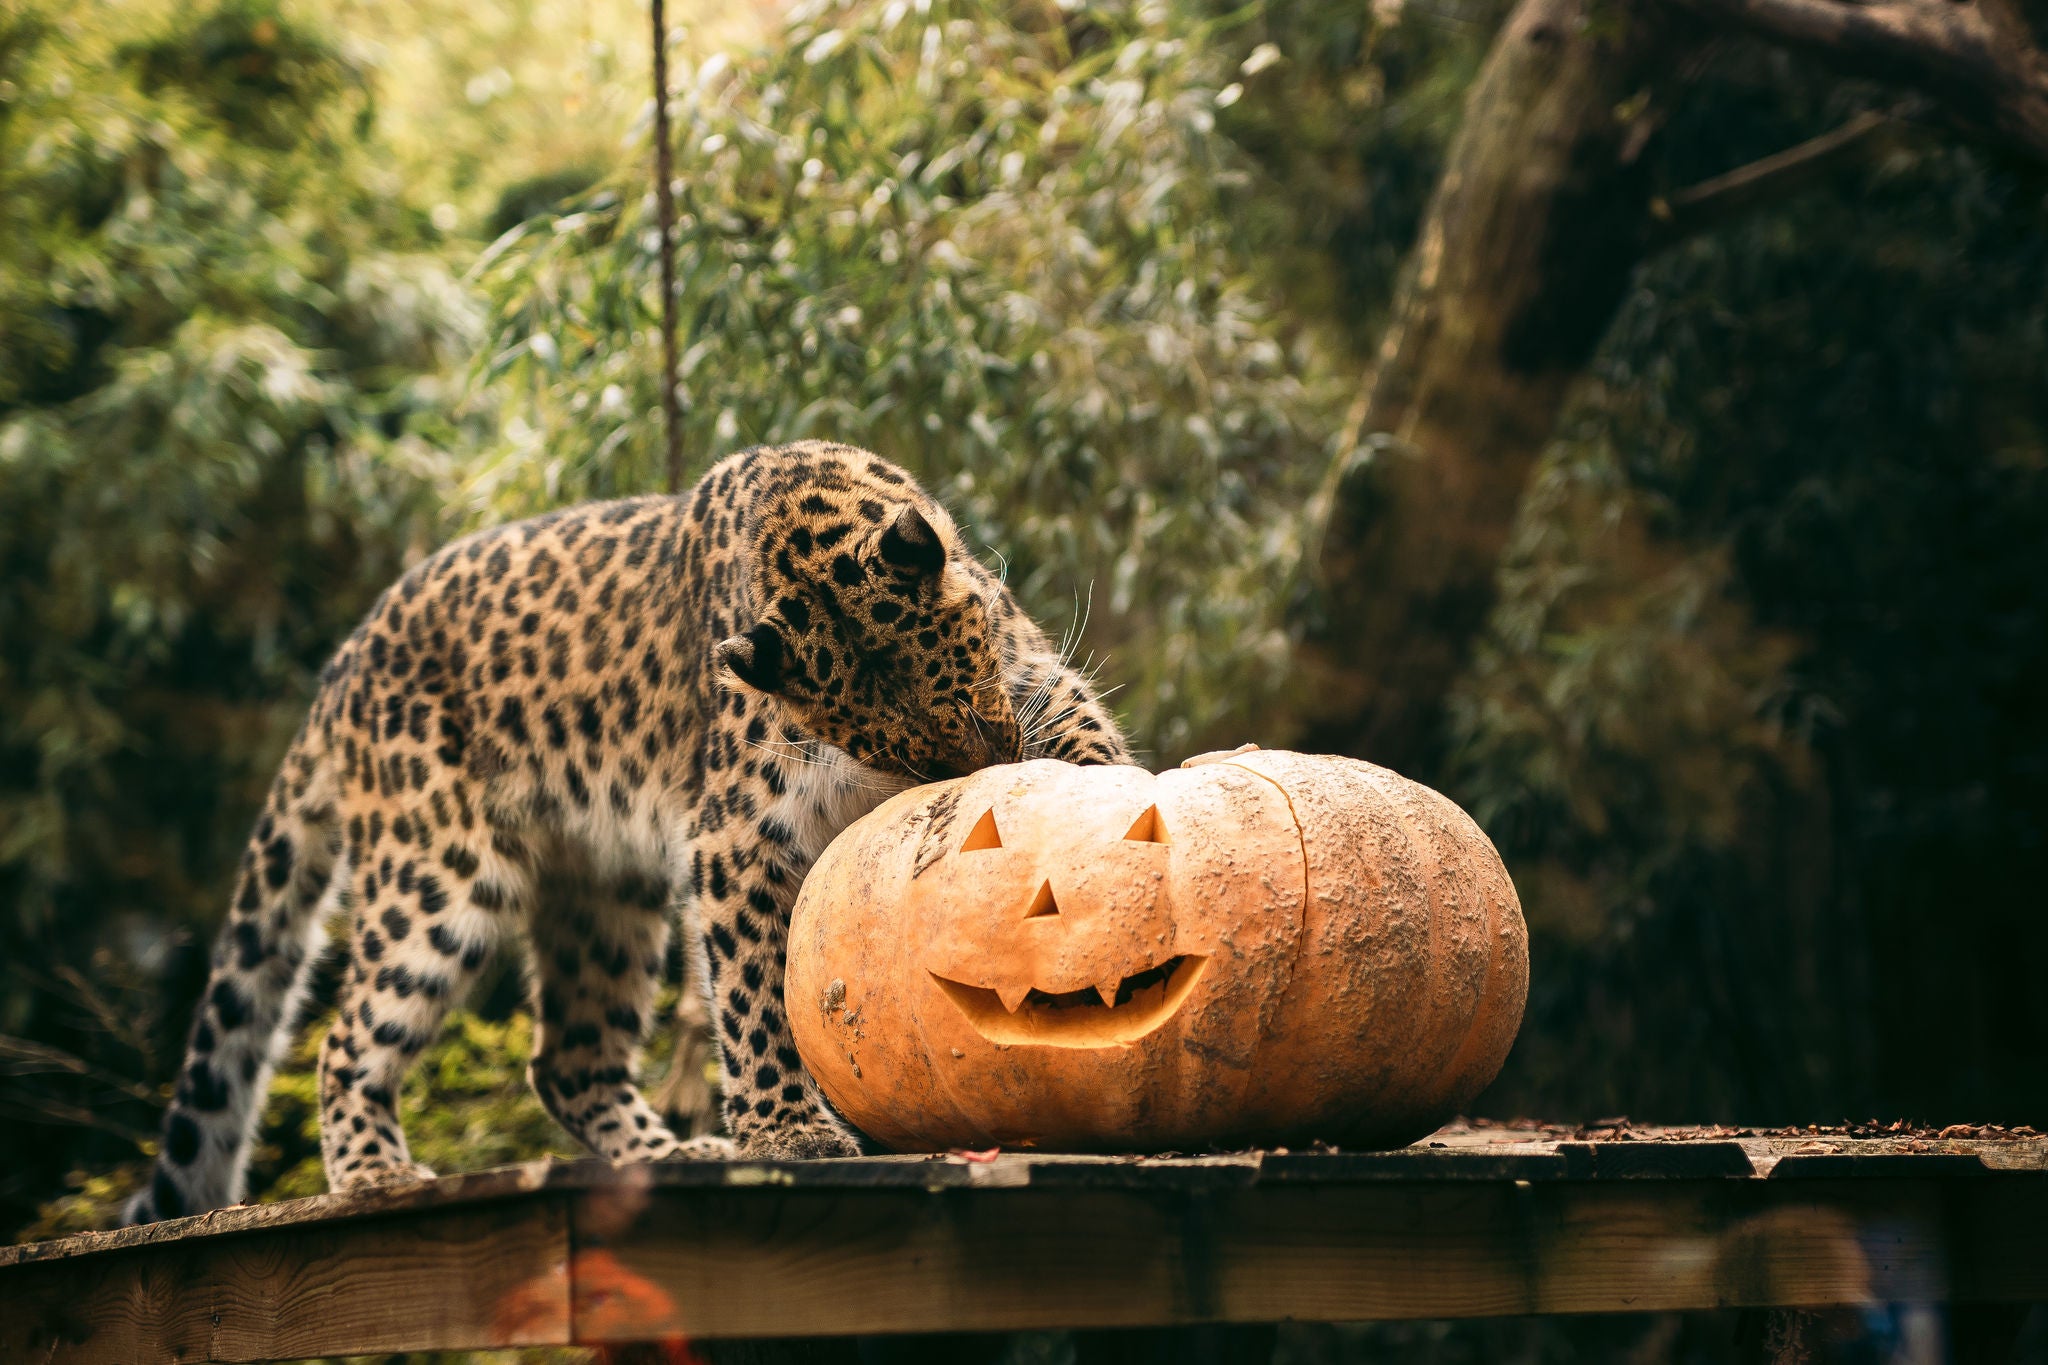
[930,734,1012,782]
[982,720,1023,768]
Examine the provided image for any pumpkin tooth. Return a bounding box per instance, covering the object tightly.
[1095,978,1122,1008]
[996,983,1031,1013]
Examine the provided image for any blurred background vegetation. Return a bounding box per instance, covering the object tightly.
[2,0,2044,1331]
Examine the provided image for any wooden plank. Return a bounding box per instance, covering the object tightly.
[5,1149,2048,1358]
[8,1135,2044,1276]
[575,1184,1191,1340]
[0,1194,572,1364]
[1245,1177,2046,1314]
[1422,1123,2048,1175]
[576,1174,2048,1341]
[0,1161,565,1269]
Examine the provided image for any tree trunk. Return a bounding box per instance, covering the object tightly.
[1293,0,2048,777]
[1294,0,1682,774]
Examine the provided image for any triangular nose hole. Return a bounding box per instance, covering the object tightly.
[1123,805,1169,845]
[1024,880,1060,918]
[959,808,1003,852]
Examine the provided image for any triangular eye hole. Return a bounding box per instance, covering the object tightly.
[1123,805,1169,845]
[1024,880,1060,918]
[959,808,1003,852]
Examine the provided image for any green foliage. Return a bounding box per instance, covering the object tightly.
[0,0,474,1232]
[0,0,471,932]
[1211,0,1501,346]
[123,0,364,148]
[469,0,1345,756]
[323,0,691,239]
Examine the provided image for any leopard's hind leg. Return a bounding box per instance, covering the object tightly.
[526,862,731,1160]
[316,784,521,1191]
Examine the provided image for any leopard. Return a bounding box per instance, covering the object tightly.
[122,440,1128,1225]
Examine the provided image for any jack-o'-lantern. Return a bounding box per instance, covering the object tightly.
[786,748,1527,1151]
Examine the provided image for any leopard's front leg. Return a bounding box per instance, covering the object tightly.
[687,812,861,1159]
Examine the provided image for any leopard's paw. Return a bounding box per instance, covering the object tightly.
[337,1159,436,1194]
[733,1117,863,1160]
[668,1133,738,1160]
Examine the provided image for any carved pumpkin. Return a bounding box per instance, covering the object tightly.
[786,749,1528,1152]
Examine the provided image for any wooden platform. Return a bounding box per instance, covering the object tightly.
[3,1125,2045,1363]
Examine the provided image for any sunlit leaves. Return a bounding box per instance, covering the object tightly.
[471,0,1344,756]
[0,0,483,918]
[0,0,483,1233]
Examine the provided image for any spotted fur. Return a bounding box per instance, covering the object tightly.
[123,442,1127,1224]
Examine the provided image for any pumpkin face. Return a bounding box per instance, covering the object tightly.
[788,750,1527,1152]
[915,761,1303,1058]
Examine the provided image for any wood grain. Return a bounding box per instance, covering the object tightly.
[0,1196,571,1363]
[0,1160,565,1268]
[3,1143,2045,1359]
[580,1176,2048,1340]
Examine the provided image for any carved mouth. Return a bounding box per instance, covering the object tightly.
[929,955,1208,1048]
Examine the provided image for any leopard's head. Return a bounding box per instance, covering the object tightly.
[718,493,1022,782]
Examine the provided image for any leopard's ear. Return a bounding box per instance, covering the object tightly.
[877,505,945,576]
[716,620,790,694]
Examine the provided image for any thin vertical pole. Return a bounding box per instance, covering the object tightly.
[651,0,684,494]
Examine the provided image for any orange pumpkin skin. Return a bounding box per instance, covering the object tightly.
[786,750,1527,1152]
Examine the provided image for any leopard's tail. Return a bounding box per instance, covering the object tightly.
[122,726,342,1225]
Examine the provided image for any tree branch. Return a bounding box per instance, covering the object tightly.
[1647,107,1904,245]
[1667,0,2048,164]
